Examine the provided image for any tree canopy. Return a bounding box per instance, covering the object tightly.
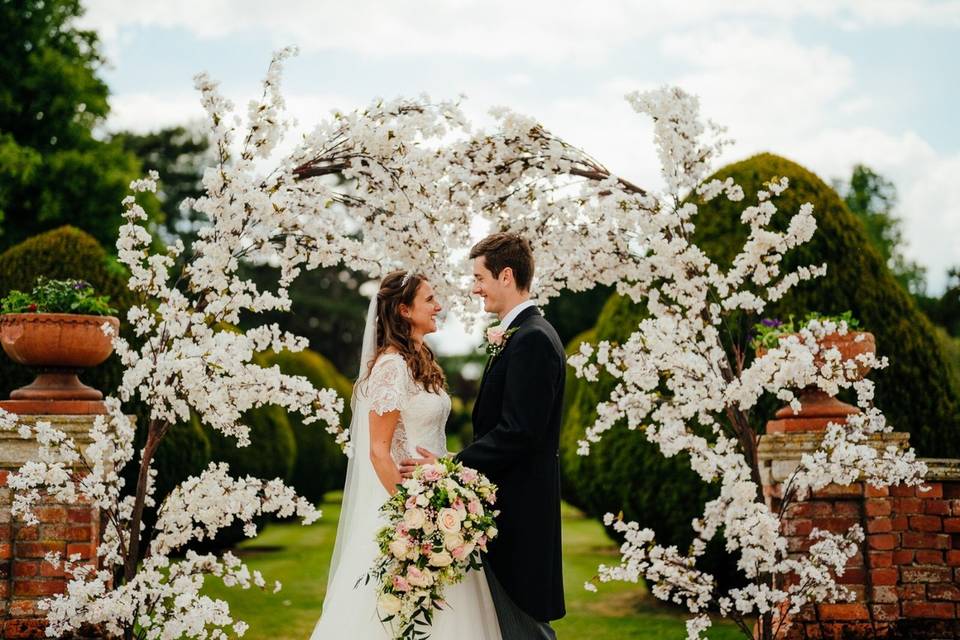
[0,0,158,251]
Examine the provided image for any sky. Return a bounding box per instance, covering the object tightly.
[77,0,960,353]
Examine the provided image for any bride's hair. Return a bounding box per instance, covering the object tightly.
[361,270,446,394]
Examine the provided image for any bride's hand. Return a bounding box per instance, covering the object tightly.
[399,446,439,478]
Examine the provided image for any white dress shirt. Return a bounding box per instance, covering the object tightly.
[500,299,538,331]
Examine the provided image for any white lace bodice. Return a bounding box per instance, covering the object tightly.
[364,352,451,462]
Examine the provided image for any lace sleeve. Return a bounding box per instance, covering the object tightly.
[367,354,412,416]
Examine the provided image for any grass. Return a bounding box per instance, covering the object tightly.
[201,495,748,639]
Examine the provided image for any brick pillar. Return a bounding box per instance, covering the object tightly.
[0,415,102,639]
[759,430,960,639]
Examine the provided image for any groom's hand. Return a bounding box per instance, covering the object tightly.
[399,446,439,478]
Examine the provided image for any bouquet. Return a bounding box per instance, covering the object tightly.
[367,457,499,639]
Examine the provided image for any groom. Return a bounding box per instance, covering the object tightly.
[402,232,566,639]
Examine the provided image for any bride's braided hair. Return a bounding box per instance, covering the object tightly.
[361,270,446,394]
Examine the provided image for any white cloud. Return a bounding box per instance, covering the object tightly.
[80,0,960,62]
[652,26,959,291]
[107,92,205,133]
[789,128,960,292]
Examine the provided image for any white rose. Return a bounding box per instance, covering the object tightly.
[378,593,402,617]
[486,526,498,539]
[403,508,426,529]
[423,520,437,535]
[429,550,453,567]
[444,532,465,551]
[415,494,428,507]
[389,538,410,558]
[437,508,462,534]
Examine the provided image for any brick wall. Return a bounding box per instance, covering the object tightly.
[0,416,102,639]
[761,432,960,639]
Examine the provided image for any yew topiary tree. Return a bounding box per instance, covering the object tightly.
[691,153,960,456]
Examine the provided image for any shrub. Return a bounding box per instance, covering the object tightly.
[264,348,352,504]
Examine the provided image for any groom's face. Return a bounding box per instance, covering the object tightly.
[472,256,509,315]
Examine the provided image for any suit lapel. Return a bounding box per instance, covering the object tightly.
[472,306,541,433]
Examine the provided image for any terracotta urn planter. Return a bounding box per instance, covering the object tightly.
[0,313,120,413]
[761,330,876,433]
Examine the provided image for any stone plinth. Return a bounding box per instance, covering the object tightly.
[0,415,104,639]
[760,429,960,639]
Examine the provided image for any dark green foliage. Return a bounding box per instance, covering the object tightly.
[0,226,136,397]
[559,327,595,511]
[112,126,210,247]
[265,348,352,504]
[919,267,960,338]
[560,153,960,593]
[142,412,212,512]
[543,284,614,346]
[0,0,160,251]
[199,353,298,550]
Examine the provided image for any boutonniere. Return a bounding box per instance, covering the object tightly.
[484,324,519,357]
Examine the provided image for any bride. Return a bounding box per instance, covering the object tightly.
[310,271,502,640]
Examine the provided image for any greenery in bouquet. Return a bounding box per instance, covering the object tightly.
[0,277,117,316]
[369,458,499,640]
[749,310,860,351]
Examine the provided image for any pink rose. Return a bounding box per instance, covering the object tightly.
[422,466,443,482]
[458,468,478,484]
[392,575,411,592]
[486,326,506,346]
[467,500,483,515]
[453,541,476,561]
[407,566,435,588]
[405,495,418,509]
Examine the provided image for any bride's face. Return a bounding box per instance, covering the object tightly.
[401,280,442,337]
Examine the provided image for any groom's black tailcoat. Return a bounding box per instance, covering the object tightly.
[456,306,566,623]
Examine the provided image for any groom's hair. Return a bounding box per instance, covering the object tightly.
[469,232,534,292]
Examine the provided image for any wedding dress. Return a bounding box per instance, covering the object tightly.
[310,299,502,640]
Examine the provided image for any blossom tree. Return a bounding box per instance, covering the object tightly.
[0,47,928,640]
[0,49,473,639]
[440,89,927,639]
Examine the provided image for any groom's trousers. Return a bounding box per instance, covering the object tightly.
[483,560,557,640]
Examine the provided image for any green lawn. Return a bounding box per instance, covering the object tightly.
[202,495,747,639]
